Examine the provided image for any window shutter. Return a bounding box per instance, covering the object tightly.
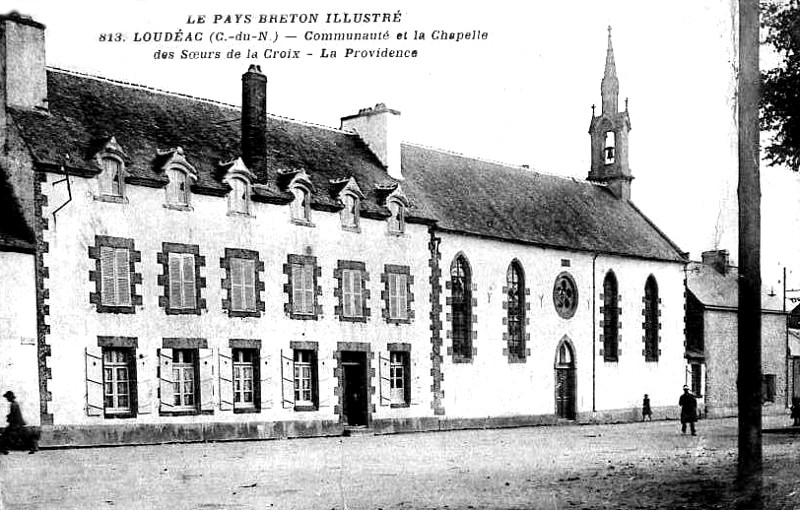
[353,272,363,317]
[158,348,174,413]
[410,354,421,405]
[280,349,294,409]
[199,348,215,412]
[100,246,116,305]
[398,275,408,319]
[243,259,256,311]
[343,270,353,316]
[218,348,233,411]
[168,254,182,308]
[115,248,131,306]
[379,353,391,406]
[85,346,104,416]
[318,357,330,408]
[292,265,305,313]
[182,254,196,309]
[230,259,244,311]
[136,350,153,415]
[303,265,314,313]
[260,353,273,410]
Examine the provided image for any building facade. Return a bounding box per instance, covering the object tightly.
[0,13,689,446]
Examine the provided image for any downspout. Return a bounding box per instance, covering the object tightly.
[785,266,789,408]
[592,252,599,412]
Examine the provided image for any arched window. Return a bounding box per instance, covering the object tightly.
[387,199,405,234]
[506,260,525,361]
[341,194,359,229]
[450,255,472,361]
[99,157,124,197]
[644,275,659,362]
[166,168,190,206]
[228,176,249,214]
[604,131,616,164]
[602,271,619,362]
[291,186,311,223]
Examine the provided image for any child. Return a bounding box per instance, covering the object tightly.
[642,394,652,421]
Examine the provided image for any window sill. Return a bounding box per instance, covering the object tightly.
[291,218,315,227]
[94,194,128,204]
[290,312,318,321]
[386,317,412,325]
[163,203,193,212]
[339,315,367,323]
[233,407,261,414]
[227,211,254,219]
[228,310,261,319]
[104,412,136,419]
[390,403,410,409]
[341,225,361,233]
[96,305,136,314]
[293,405,318,412]
[166,308,202,316]
[160,410,199,417]
[452,355,473,364]
[386,230,405,237]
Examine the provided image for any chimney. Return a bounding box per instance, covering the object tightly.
[341,103,402,180]
[241,65,267,172]
[701,249,729,275]
[0,12,47,113]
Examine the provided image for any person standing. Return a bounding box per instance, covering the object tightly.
[0,391,38,454]
[678,385,698,435]
[642,394,652,421]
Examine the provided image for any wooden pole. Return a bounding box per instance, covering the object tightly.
[737,0,762,507]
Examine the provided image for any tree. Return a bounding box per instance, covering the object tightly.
[761,0,800,170]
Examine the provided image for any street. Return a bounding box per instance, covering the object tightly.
[0,416,798,509]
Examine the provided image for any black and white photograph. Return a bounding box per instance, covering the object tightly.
[0,0,797,508]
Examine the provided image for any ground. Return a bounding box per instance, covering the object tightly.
[0,416,798,509]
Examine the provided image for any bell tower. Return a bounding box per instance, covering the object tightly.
[588,27,632,200]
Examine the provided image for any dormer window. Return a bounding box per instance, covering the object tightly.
[341,194,359,230]
[99,157,124,197]
[604,131,616,164]
[167,168,190,206]
[387,199,405,234]
[228,176,250,215]
[291,186,311,224]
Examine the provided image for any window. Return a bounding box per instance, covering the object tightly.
[230,258,256,312]
[553,272,578,319]
[762,374,776,403]
[99,157,124,197]
[103,348,133,416]
[691,364,703,397]
[228,176,250,215]
[172,349,197,411]
[604,131,616,164]
[341,194,359,229]
[287,255,318,319]
[100,245,132,307]
[389,351,410,406]
[451,255,473,361]
[294,350,315,407]
[166,168,190,206]
[387,199,405,234]
[342,269,364,318]
[291,186,311,223]
[233,349,257,411]
[506,261,525,361]
[603,271,619,362]
[169,252,197,310]
[389,273,408,320]
[644,275,659,362]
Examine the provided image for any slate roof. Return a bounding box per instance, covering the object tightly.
[8,68,686,262]
[686,261,783,312]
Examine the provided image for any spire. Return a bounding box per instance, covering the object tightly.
[601,25,619,114]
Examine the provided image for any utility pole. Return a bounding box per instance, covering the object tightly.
[737,0,762,507]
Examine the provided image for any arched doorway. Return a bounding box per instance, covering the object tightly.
[555,338,577,420]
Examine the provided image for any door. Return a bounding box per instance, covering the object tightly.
[341,351,368,426]
[555,341,576,420]
[793,358,800,400]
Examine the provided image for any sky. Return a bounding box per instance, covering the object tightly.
[9,0,800,304]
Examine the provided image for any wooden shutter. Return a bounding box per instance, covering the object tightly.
[230,258,243,311]
[100,246,115,305]
[218,348,233,411]
[303,265,314,313]
[85,346,104,416]
[136,350,153,414]
[343,270,353,316]
[158,348,174,413]
[280,349,294,409]
[243,259,256,311]
[410,354,422,405]
[199,348,215,412]
[115,248,131,306]
[398,274,408,319]
[318,357,330,408]
[353,271,363,317]
[168,254,182,308]
[182,254,196,309]
[291,265,304,313]
[379,353,391,406]
[260,353,274,410]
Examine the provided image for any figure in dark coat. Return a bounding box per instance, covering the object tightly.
[791,397,800,427]
[679,385,698,436]
[0,391,38,454]
[642,394,652,421]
